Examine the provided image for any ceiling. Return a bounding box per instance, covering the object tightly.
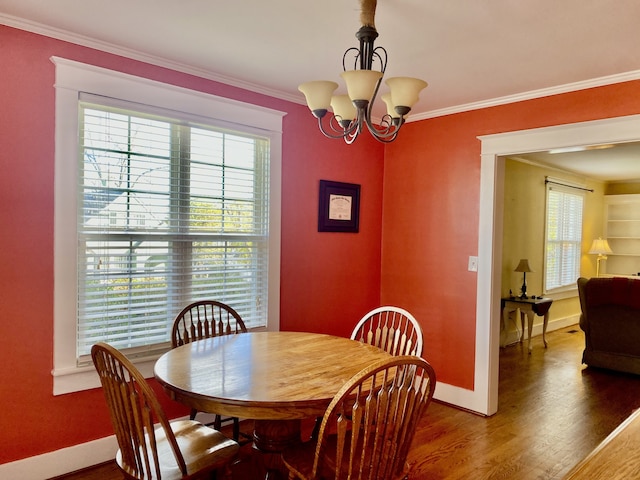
[3,0,640,181]
[514,142,640,183]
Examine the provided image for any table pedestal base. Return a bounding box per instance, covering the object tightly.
[252,419,302,479]
[253,419,301,452]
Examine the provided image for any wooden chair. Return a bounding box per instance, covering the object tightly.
[311,306,424,440]
[171,300,248,347]
[171,300,249,442]
[350,306,424,356]
[282,356,436,480]
[91,342,239,480]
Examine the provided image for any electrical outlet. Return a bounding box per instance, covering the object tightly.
[468,256,478,272]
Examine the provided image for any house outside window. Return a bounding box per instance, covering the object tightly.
[52,57,284,394]
[544,181,584,293]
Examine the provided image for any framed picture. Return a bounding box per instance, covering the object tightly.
[318,180,361,233]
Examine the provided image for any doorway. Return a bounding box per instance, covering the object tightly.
[471,114,640,416]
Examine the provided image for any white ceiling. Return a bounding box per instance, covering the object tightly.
[514,142,640,183]
[3,0,640,181]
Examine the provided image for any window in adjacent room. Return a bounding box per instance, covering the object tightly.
[544,181,585,293]
[52,58,283,394]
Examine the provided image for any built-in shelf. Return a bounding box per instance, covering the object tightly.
[603,194,640,277]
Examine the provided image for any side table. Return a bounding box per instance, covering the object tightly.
[501,296,553,352]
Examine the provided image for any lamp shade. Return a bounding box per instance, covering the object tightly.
[514,259,533,273]
[330,95,357,121]
[588,237,613,255]
[298,81,338,111]
[385,77,428,108]
[381,93,398,118]
[341,70,383,101]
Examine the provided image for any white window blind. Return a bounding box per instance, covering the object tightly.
[77,98,270,361]
[544,182,584,292]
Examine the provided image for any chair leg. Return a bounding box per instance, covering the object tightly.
[233,417,240,441]
[190,408,198,421]
[214,414,222,431]
[310,416,322,440]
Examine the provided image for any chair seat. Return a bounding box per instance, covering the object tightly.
[116,420,239,480]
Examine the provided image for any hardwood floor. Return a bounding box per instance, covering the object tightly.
[53,325,640,479]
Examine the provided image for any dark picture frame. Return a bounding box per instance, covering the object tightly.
[318,180,361,233]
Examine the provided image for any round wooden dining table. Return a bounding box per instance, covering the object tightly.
[154,331,392,455]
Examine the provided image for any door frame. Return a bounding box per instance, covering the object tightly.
[473,114,640,416]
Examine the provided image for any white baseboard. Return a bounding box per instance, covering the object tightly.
[434,314,581,414]
[502,314,579,348]
[0,436,118,480]
[1,315,581,479]
[0,414,217,479]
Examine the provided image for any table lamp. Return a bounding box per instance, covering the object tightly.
[588,237,613,277]
[515,259,533,299]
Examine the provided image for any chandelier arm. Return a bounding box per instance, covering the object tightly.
[316,116,360,140]
[361,75,401,141]
[330,114,361,137]
[343,107,366,144]
[343,47,360,71]
[364,117,400,142]
[372,46,387,73]
[343,43,386,72]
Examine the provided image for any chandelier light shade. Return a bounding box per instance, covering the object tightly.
[341,70,384,102]
[588,237,613,277]
[298,0,428,144]
[386,77,428,109]
[298,81,339,112]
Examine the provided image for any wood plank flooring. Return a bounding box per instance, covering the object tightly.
[53,326,640,479]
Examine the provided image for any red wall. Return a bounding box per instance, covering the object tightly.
[0,26,384,464]
[4,22,640,466]
[380,84,640,389]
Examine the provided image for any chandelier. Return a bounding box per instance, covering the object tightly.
[298,0,428,144]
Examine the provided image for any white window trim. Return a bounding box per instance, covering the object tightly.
[52,57,284,395]
[543,179,585,295]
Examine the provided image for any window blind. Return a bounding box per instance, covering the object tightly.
[77,100,270,361]
[545,185,584,291]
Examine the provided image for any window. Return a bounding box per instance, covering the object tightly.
[77,99,270,360]
[53,57,284,394]
[544,182,584,293]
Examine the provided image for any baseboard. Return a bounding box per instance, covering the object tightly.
[0,413,225,479]
[1,315,580,479]
[502,314,579,347]
[433,381,486,414]
[0,436,118,480]
[433,314,582,415]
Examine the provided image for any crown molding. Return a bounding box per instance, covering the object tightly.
[0,13,301,105]
[5,12,640,121]
[411,70,640,121]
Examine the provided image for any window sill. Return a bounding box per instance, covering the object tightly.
[544,288,579,301]
[52,357,159,395]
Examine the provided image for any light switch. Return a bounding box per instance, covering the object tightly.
[468,256,478,272]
